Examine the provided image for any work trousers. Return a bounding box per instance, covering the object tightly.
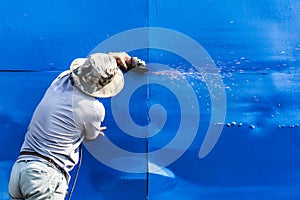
[8,160,68,200]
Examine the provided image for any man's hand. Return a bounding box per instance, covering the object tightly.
[99,126,107,136]
[108,52,131,71]
[108,52,147,72]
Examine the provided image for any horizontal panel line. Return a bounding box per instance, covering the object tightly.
[0,69,62,72]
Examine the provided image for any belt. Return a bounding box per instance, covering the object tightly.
[20,151,68,181]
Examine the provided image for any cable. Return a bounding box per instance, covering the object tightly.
[67,144,83,200]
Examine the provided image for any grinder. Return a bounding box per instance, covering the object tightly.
[126,57,148,73]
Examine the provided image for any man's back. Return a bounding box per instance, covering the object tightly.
[19,72,105,175]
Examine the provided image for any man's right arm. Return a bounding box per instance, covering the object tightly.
[83,100,106,142]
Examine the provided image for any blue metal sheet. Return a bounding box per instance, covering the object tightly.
[1,0,300,199]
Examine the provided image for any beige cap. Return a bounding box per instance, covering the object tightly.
[70,53,124,98]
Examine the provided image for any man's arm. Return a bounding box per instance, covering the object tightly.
[108,52,147,71]
[84,126,107,142]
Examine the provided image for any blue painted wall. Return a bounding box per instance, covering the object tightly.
[1,0,300,199]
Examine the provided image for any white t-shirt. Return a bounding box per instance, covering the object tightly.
[18,71,105,180]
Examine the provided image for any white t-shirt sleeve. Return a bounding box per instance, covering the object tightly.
[83,100,105,140]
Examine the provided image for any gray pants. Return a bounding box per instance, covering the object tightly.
[8,160,68,200]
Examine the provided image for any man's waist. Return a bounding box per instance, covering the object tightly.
[19,151,68,181]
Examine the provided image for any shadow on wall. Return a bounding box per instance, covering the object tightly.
[0,112,26,159]
[0,161,13,200]
[0,112,25,200]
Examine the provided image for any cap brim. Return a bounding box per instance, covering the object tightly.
[70,58,87,72]
[92,68,124,98]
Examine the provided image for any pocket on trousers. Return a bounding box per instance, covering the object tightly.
[52,174,68,198]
